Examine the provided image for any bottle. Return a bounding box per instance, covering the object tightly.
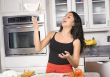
[92,37,97,45]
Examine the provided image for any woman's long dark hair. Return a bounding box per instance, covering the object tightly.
[59,11,85,54]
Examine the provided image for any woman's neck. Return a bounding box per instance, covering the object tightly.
[60,27,71,36]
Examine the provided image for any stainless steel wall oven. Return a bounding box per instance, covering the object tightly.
[3,15,47,56]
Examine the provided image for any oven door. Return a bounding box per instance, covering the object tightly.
[4,24,47,56]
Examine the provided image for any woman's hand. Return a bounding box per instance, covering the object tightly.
[32,16,39,30]
[58,51,71,59]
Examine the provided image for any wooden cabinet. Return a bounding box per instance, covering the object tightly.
[49,0,110,32]
[0,0,45,14]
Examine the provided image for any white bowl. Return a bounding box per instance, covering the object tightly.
[24,3,40,12]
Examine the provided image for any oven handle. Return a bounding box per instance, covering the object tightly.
[4,23,43,29]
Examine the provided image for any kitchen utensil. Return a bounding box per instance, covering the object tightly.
[24,3,40,12]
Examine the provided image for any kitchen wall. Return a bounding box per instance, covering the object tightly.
[84,31,110,46]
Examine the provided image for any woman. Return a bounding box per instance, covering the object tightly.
[32,11,85,73]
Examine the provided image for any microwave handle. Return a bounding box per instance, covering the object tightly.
[15,26,33,28]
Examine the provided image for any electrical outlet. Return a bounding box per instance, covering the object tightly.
[107,36,110,42]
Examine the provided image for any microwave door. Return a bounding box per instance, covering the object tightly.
[4,27,41,56]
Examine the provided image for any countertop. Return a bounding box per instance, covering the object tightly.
[81,45,110,62]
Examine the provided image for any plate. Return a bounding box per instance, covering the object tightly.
[31,73,67,77]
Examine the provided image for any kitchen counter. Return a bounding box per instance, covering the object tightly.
[81,45,110,62]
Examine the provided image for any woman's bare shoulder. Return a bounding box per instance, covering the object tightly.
[73,39,80,45]
[47,31,56,39]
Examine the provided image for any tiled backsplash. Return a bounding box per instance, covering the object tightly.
[84,45,110,57]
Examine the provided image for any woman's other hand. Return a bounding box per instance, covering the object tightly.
[58,51,71,59]
[32,16,39,30]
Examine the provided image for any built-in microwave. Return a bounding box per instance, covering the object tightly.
[3,15,47,56]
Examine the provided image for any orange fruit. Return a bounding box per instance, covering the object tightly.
[67,72,75,77]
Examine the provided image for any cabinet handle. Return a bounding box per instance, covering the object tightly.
[86,21,89,27]
[107,20,110,26]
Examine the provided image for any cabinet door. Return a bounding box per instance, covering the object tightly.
[1,0,22,12]
[72,0,89,29]
[88,0,110,28]
[51,0,72,30]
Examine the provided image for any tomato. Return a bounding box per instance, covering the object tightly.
[74,68,82,76]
